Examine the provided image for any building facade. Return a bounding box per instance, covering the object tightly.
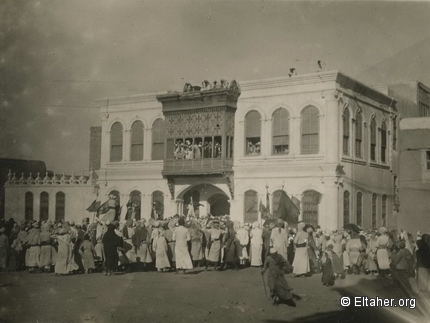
[4,171,98,223]
[4,71,400,230]
[92,71,398,230]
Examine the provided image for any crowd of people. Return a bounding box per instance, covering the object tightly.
[1,215,429,305]
[173,140,222,160]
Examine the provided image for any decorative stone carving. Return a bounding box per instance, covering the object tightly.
[220,79,229,89]
[35,172,42,184]
[19,173,26,184]
[229,80,240,94]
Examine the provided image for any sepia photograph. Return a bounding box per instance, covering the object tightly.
[1,0,430,322]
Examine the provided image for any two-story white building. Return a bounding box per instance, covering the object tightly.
[93,70,398,230]
[5,70,399,230]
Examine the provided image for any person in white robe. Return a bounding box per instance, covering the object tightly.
[172,218,193,274]
[250,221,263,266]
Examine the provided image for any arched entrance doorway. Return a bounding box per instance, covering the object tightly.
[178,183,230,217]
[208,194,230,216]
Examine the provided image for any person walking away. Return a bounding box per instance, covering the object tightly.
[172,217,193,274]
[102,223,123,276]
[80,234,96,273]
[261,248,295,307]
[250,221,263,267]
[222,221,239,270]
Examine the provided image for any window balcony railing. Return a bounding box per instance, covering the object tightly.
[162,158,233,176]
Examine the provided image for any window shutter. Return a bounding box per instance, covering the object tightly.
[245,111,261,138]
[131,121,144,161]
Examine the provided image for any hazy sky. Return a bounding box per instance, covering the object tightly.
[2,1,430,173]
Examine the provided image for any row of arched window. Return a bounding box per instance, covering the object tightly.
[245,106,319,156]
[343,191,387,228]
[108,190,165,220]
[342,108,397,163]
[110,119,165,162]
[25,192,65,221]
[244,189,321,227]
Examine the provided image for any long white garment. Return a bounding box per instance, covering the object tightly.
[237,228,249,260]
[270,228,289,260]
[173,226,193,270]
[250,228,263,266]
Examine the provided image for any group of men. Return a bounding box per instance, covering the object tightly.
[1,214,426,307]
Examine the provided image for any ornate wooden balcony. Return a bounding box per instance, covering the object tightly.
[162,158,233,176]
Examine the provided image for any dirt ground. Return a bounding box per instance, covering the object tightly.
[0,267,429,323]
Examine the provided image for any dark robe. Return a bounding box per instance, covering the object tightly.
[263,253,293,301]
[321,252,335,286]
[102,225,123,270]
[223,226,237,264]
[262,228,271,263]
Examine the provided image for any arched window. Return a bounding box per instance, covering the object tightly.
[128,190,141,220]
[151,191,164,219]
[343,108,350,155]
[302,190,321,228]
[40,191,49,221]
[25,192,33,221]
[382,195,387,227]
[110,122,123,162]
[152,119,165,160]
[55,192,65,221]
[130,121,144,161]
[343,191,350,225]
[370,118,377,162]
[355,110,363,158]
[356,192,363,227]
[392,116,397,151]
[245,110,261,155]
[272,108,289,155]
[381,121,387,163]
[244,190,259,223]
[372,193,377,229]
[301,106,319,154]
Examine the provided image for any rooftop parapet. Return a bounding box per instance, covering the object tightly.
[5,169,98,186]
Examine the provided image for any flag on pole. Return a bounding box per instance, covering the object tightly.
[86,200,101,212]
[274,190,300,225]
[291,196,301,212]
[96,201,109,217]
[259,198,271,219]
[266,191,270,215]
